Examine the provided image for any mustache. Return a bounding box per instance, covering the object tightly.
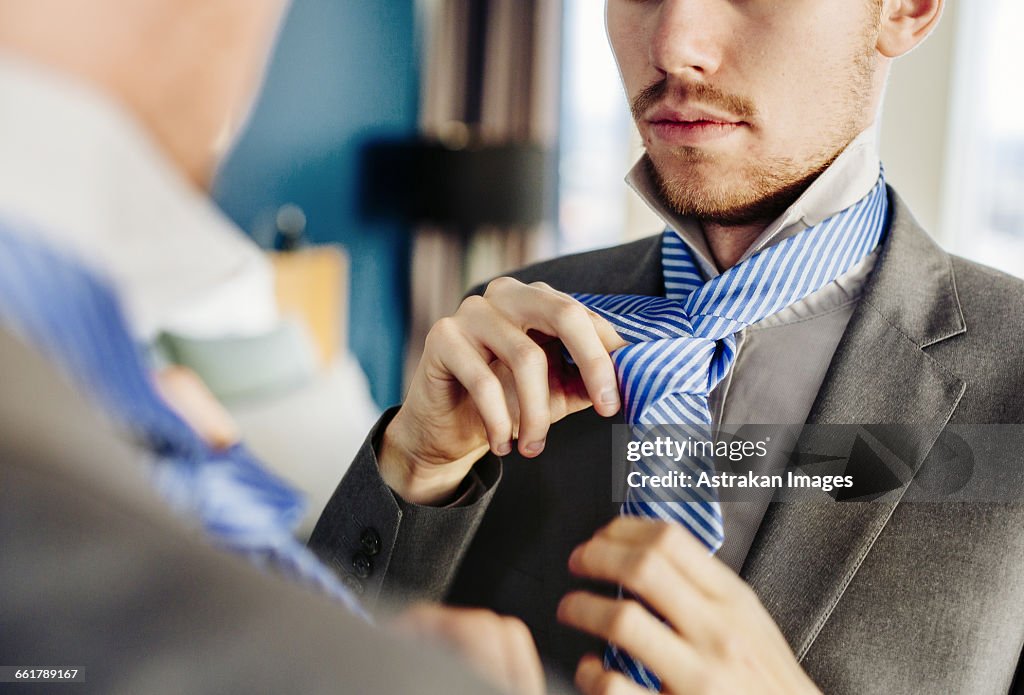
[630,79,757,123]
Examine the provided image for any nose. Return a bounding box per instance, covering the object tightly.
[648,0,724,79]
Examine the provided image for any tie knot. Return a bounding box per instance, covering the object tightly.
[613,335,732,426]
[571,175,888,431]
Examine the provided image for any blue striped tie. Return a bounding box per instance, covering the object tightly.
[0,223,368,620]
[573,177,889,690]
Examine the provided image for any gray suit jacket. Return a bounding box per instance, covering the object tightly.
[311,189,1024,694]
[0,329,501,695]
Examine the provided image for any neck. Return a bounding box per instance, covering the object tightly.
[702,219,771,271]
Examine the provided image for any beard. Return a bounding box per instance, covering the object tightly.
[641,148,840,227]
[635,28,879,227]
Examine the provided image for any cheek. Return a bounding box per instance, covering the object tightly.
[757,7,873,105]
[737,23,856,149]
[606,11,648,95]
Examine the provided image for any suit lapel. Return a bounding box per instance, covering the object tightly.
[603,233,665,296]
[740,189,967,660]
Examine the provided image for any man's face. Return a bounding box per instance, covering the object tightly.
[607,0,884,225]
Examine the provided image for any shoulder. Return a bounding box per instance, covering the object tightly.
[949,254,1024,330]
[468,235,663,297]
[929,254,1024,421]
[0,327,155,502]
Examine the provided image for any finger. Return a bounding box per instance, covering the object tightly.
[567,535,718,646]
[154,366,240,450]
[529,282,628,352]
[500,617,546,695]
[393,606,520,693]
[556,314,622,419]
[389,602,453,638]
[596,517,742,600]
[574,654,648,695]
[523,284,622,418]
[456,296,551,457]
[557,592,700,684]
[429,319,514,455]
[486,279,621,417]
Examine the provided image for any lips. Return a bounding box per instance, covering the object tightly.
[644,104,747,146]
[647,104,744,127]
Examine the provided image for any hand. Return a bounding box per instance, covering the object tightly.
[154,366,240,450]
[556,518,821,695]
[391,603,546,695]
[381,278,626,504]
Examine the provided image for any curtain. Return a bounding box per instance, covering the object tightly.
[406,0,562,384]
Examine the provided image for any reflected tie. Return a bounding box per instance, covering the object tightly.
[0,223,368,620]
[572,177,889,690]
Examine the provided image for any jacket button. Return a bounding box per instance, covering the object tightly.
[352,552,373,578]
[360,528,382,556]
[342,574,364,595]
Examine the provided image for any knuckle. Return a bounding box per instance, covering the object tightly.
[509,341,547,370]
[652,522,682,552]
[466,370,501,397]
[719,632,748,662]
[608,601,643,639]
[504,616,532,644]
[705,619,747,662]
[467,619,499,642]
[626,552,659,591]
[463,607,494,628]
[428,316,461,342]
[458,293,488,313]
[553,299,588,328]
[484,276,518,297]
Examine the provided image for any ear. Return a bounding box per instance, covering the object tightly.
[877,0,944,58]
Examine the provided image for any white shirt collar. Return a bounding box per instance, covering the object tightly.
[626,126,882,279]
[0,54,278,341]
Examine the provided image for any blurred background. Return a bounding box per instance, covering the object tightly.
[213,0,1024,411]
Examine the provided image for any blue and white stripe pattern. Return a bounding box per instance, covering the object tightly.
[0,223,368,621]
[573,176,889,690]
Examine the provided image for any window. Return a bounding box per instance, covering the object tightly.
[945,0,1024,277]
[558,0,631,254]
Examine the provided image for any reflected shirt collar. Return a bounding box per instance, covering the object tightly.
[0,53,278,341]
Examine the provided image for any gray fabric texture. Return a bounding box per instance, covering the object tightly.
[0,329,503,695]
[311,189,1024,693]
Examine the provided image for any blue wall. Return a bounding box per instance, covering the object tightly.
[213,0,419,407]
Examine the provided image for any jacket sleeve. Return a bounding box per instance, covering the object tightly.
[308,408,501,610]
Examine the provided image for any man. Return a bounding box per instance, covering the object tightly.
[0,0,381,539]
[311,1,1024,693]
[0,1,547,693]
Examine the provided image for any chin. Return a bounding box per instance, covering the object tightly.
[649,158,751,214]
[647,144,831,226]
